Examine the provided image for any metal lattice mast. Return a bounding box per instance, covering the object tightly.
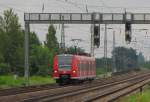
[112,31,116,72]
[24,22,30,85]
[61,16,65,49]
[91,24,94,57]
[104,24,108,73]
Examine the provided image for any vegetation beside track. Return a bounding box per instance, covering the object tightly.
[119,86,150,102]
[0,75,55,89]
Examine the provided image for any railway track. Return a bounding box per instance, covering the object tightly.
[0,70,148,102]
[0,71,137,96]
[22,71,150,102]
[0,83,60,97]
[86,73,150,102]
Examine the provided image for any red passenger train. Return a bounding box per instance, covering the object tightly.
[53,54,96,84]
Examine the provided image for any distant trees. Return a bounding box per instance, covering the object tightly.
[0,9,59,76]
[0,9,147,76]
[96,47,139,74]
[44,25,59,51]
[96,58,112,74]
[0,9,23,75]
[137,52,150,69]
[30,45,50,76]
[29,27,59,76]
[65,46,88,55]
[112,47,138,72]
[44,25,59,75]
[137,52,145,66]
[142,61,150,69]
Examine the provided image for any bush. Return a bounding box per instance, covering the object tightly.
[0,63,10,75]
[37,65,50,76]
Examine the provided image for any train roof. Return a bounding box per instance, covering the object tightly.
[57,54,73,57]
[57,54,95,60]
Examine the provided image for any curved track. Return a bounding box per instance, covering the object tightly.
[0,83,59,96]
[0,71,147,102]
[21,71,150,102]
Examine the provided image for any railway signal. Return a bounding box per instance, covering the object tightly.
[94,25,100,48]
[125,21,132,43]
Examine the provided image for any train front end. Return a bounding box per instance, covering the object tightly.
[53,54,77,84]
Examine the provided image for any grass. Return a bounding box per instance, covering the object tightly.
[0,68,109,89]
[96,68,112,78]
[119,87,150,102]
[0,75,55,89]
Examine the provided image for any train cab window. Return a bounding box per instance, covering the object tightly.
[58,55,73,70]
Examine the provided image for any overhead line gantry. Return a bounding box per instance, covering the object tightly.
[24,12,150,84]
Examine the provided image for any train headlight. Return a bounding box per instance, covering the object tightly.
[54,70,58,73]
[72,70,76,73]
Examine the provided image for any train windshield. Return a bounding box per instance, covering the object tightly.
[58,55,73,70]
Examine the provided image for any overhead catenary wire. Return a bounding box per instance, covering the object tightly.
[1,0,150,58]
[55,0,87,12]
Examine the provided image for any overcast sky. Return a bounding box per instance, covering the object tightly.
[1,0,150,59]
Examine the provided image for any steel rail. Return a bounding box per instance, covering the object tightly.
[21,71,150,102]
[0,71,146,102]
[86,75,150,102]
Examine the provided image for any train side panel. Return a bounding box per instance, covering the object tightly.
[71,56,96,80]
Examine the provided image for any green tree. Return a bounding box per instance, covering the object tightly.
[138,52,145,66]
[29,32,43,75]
[0,9,23,75]
[30,45,50,76]
[0,14,9,64]
[44,25,59,51]
[30,32,41,47]
[44,25,59,74]
[65,46,90,56]
[112,47,138,72]
[96,58,112,74]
